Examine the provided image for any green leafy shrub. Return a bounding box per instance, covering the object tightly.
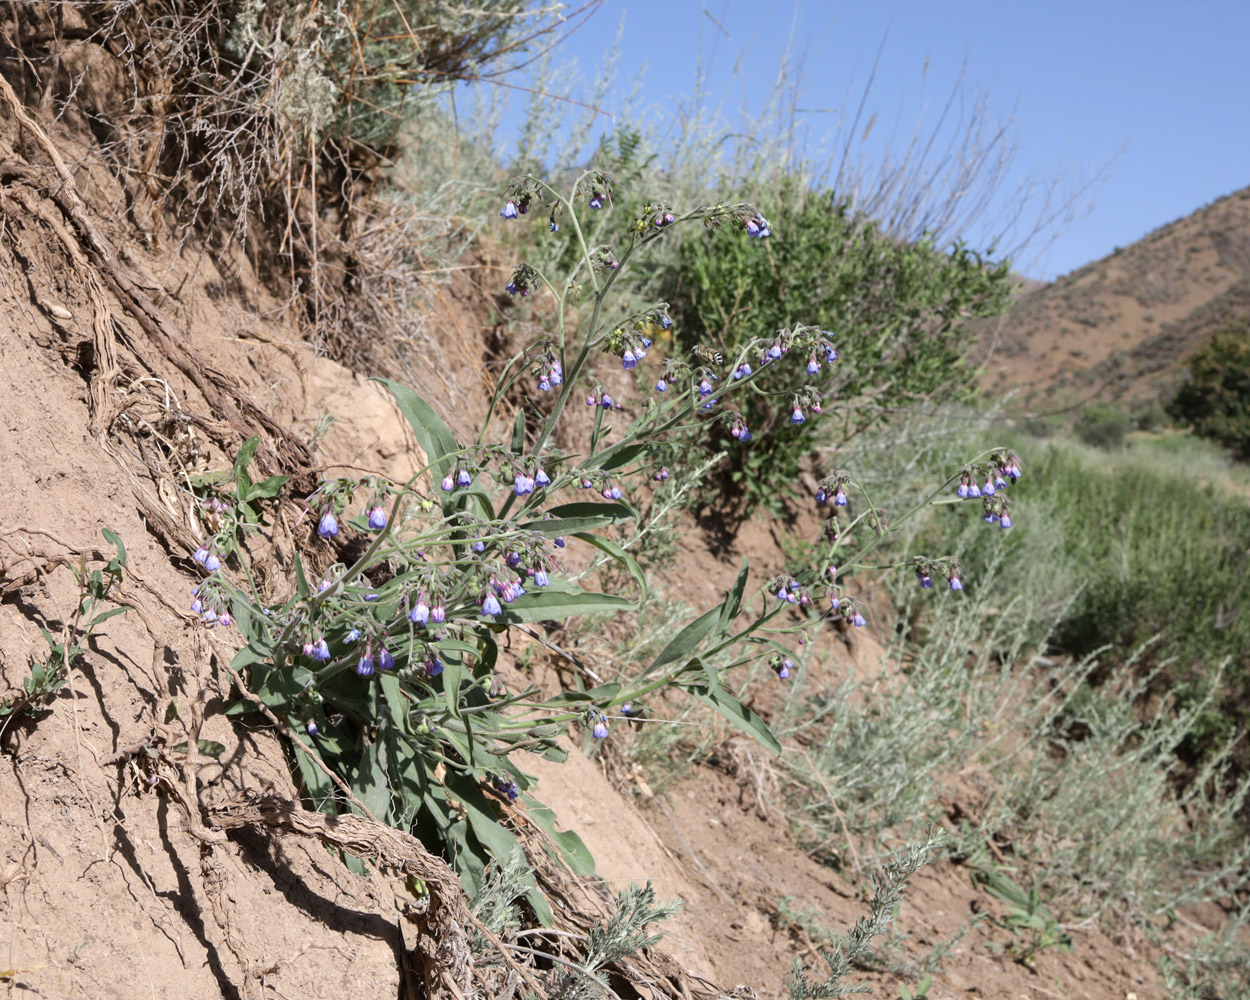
[661,176,1012,513]
[1073,404,1130,448]
[1168,322,1250,459]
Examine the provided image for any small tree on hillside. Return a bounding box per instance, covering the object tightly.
[1168,321,1250,460]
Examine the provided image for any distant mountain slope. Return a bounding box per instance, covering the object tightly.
[976,186,1250,406]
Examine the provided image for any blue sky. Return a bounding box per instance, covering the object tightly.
[497,1,1250,281]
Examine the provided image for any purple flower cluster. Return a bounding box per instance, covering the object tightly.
[589,710,610,740]
[190,585,231,627]
[441,466,475,492]
[193,544,221,573]
[772,655,794,680]
[744,213,772,239]
[535,358,563,392]
[490,773,520,802]
[407,592,448,626]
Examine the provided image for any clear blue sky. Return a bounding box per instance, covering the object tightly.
[498,1,1250,281]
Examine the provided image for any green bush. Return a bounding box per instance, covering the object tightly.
[1073,404,1130,449]
[1168,322,1250,460]
[661,177,1011,513]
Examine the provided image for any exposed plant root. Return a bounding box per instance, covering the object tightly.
[0,72,311,480]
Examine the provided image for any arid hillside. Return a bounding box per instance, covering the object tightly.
[977,185,1250,407]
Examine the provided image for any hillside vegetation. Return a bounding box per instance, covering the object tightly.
[0,5,1247,1000]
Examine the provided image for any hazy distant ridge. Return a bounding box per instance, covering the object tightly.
[978,185,1250,405]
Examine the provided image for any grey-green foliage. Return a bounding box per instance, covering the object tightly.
[470,848,531,953]
[550,883,680,1000]
[791,409,1250,927]
[787,833,941,999]
[1157,899,1250,1000]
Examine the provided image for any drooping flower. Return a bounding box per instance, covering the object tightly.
[698,378,713,397]
[852,612,866,627]
[471,539,486,553]
[745,213,772,238]
[535,468,551,488]
[777,659,793,679]
[655,378,668,393]
[312,638,331,662]
[588,191,605,210]
[600,394,614,409]
[592,713,610,739]
[409,598,430,625]
[441,474,455,492]
[368,506,387,530]
[500,200,519,219]
[622,349,638,370]
[949,574,964,592]
[481,593,502,618]
[532,567,549,587]
[791,407,806,425]
[768,342,783,361]
[318,511,339,538]
[425,657,444,678]
[204,552,221,572]
[378,648,395,671]
[806,358,821,375]
[193,545,209,565]
[833,489,847,507]
[431,603,446,623]
[1000,513,1014,529]
[553,536,566,548]
[356,652,375,677]
[457,468,473,488]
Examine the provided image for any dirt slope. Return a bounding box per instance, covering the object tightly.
[978,185,1250,407]
[0,63,1175,1000]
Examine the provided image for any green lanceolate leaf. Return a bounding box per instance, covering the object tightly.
[101,527,127,571]
[717,557,750,634]
[644,606,720,678]
[689,684,782,755]
[521,502,633,536]
[501,585,635,624]
[512,406,526,453]
[526,798,596,876]
[233,436,260,497]
[572,532,648,605]
[375,378,462,514]
[591,441,648,472]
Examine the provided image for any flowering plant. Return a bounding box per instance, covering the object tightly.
[194,167,1021,907]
